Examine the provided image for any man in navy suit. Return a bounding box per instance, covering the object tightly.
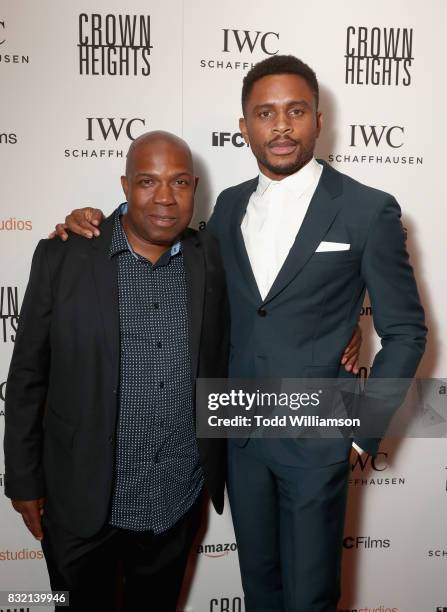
[205,55,426,611]
[50,56,423,611]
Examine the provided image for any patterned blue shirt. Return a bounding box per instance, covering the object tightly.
[109,204,203,533]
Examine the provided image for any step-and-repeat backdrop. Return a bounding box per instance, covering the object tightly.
[1,1,446,611]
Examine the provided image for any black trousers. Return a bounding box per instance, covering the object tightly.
[228,439,350,612]
[41,496,202,612]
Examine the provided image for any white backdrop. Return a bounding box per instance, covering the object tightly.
[1,1,446,611]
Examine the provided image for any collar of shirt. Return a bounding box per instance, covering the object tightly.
[254,157,323,201]
[241,157,323,300]
[109,202,182,260]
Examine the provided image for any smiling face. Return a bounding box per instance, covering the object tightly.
[120,135,197,252]
[240,73,322,180]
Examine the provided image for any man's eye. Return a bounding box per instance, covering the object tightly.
[259,110,272,118]
[175,179,189,186]
[141,179,153,186]
[290,108,304,116]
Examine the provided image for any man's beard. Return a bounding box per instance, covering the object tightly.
[256,139,316,177]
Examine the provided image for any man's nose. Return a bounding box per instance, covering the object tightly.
[153,183,176,205]
[272,111,292,134]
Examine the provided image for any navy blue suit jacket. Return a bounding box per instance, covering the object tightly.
[207,160,426,464]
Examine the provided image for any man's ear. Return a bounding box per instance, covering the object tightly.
[239,117,249,145]
[121,175,129,197]
[315,111,323,139]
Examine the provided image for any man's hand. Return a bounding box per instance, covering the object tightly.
[341,324,362,374]
[11,498,45,540]
[48,207,105,241]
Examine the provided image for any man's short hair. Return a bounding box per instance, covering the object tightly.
[241,55,319,114]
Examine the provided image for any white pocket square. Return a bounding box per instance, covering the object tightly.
[315,241,350,252]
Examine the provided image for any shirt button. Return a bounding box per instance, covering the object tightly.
[157,341,162,348]
[258,308,267,317]
[153,302,159,309]
[159,381,164,389]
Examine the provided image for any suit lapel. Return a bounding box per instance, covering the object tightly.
[182,230,205,379]
[230,178,262,304]
[264,161,343,305]
[91,216,120,388]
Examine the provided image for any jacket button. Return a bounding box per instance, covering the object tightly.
[258,308,267,317]
[108,434,115,445]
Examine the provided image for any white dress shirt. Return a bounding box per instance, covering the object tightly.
[241,157,364,456]
[241,157,323,300]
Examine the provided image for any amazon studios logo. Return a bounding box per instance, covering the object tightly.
[197,542,238,557]
[345,26,413,86]
[200,28,279,70]
[0,20,30,65]
[327,124,423,167]
[64,117,146,159]
[78,14,152,76]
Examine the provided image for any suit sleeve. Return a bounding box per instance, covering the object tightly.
[354,197,427,454]
[205,192,225,240]
[4,240,53,500]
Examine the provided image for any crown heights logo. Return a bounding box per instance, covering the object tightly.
[1,286,20,343]
[210,597,243,612]
[78,14,152,76]
[345,26,413,86]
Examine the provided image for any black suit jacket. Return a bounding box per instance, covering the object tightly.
[207,161,427,463]
[4,213,229,537]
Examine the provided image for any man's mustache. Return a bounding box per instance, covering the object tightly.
[267,136,300,147]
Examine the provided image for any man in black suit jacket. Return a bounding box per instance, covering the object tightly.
[4,131,229,611]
